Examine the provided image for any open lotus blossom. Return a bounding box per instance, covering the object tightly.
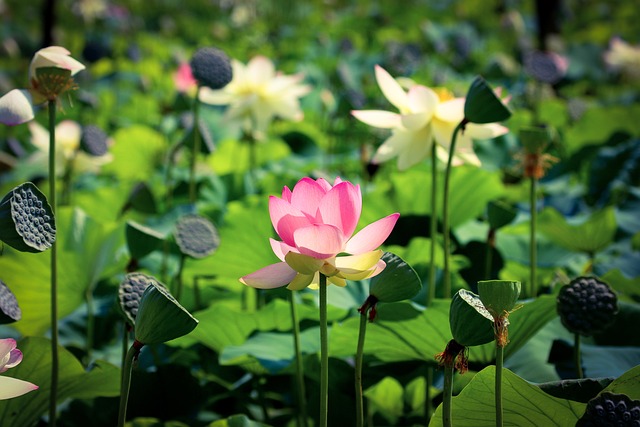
[352,65,509,170]
[27,120,112,175]
[603,37,640,81]
[0,338,38,400]
[240,177,399,290]
[199,55,311,139]
[0,46,85,126]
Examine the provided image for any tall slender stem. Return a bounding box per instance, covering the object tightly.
[425,366,434,422]
[529,177,538,298]
[289,292,308,427]
[442,121,466,298]
[429,142,438,306]
[84,285,94,365]
[188,86,202,204]
[442,361,454,427]
[495,345,504,427]
[118,342,140,427]
[174,254,186,301]
[319,273,328,427]
[485,229,495,280]
[355,312,368,427]
[574,333,584,379]
[48,100,59,427]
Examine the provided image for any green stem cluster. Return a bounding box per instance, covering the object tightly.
[48,100,59,427]
[289,293,308,427]
[355,312,368,427]
[319,273,328,427]
[442,121,466,298]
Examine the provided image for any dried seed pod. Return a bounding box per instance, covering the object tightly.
[0,280,21,324]
[118,273,167,326]
[190,47,232,90]
[577,392,640,426]
[174,214,220,259]
[80,125,109,156]
[557,276,618,336]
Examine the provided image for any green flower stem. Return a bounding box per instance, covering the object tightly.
[442,361,454,427]
[485,229,495,280]
[188,85,202,204]
[355,311,368,427]
[495,344,504,427]
[120,323,129,384]
[174,254,186,301]
[118,341,142,427]
[85,285,95,365]
[289,292,308,427]
[319,273,328,427]
[529,177,538,299]
[48,99,59,427]
[248,134,257,194]
[442,120,466,298]
[425,366,434,422]
[574,333,584,379]
[429,141,438,306]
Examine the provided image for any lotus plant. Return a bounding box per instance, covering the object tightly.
[240,176,398,427]
[0,338,38,400]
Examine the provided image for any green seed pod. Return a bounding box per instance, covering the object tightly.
[134,284,198,345]
[118,272,167,326]
[478,280,521,317]
[125,221,165,260]
[0,182,56,252]
[0,280,21,324]
[369,252,421,303]
[449,289,495,347]
[463,76,512,124]
[174,214,220,259]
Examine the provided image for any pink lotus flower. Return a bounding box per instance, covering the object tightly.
[240,177,399,290]
[0,338,38,400]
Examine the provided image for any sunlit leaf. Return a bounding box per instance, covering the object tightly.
[538,207,617,254]
[0,337,120,427]
[429,367,586,426]
[364,377,404,425]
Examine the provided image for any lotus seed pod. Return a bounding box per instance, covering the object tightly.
[174,214,220,259]
[190,47,232,90]
[577,392,640,426]
[557,276,618,336]
[118,272,167,326]
[0,280,21,324]
[478,280,521,317]
[463,76,511,124]
[80,125,109,156]
[34,67,74,100]
[450,289,495,347]
[134,284,198,345]
[0,182,56,252]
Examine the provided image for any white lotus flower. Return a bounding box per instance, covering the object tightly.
[352,65,508,170]
[199,55,311,139]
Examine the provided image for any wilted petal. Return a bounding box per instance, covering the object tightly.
[317,181,362,237]
[293,224,344,259]
[345,213,400,255]
[335,250,383,274]
[286,273,314,291]
[269,196,312,246]
[285,252,324,274]
[0,376,38,400]
[290,177,329,216]
[29,46,85,79]
[0,89,35,126]
[375,65,408,111]
[239,262,297,289]
[351,110,401,129]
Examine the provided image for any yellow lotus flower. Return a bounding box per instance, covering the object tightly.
[199,56,311,139]
[352,65,508,170]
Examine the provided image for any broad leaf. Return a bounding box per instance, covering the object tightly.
[429,367,586,426]
[538,207,617,254]
[0,337,120,427]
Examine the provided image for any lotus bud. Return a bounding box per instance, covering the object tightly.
[134,284,198,345]
[478,280,521,318]
[463,76,511,124]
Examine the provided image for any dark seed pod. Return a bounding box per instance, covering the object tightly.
[577,392,640,426]
[190,47,233,90]
[557,276,618,336]
[0,182,56,252]
[80,125,109,156]
[0,280,21,324]
[174,214,220,259]
[118,273,167,326]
